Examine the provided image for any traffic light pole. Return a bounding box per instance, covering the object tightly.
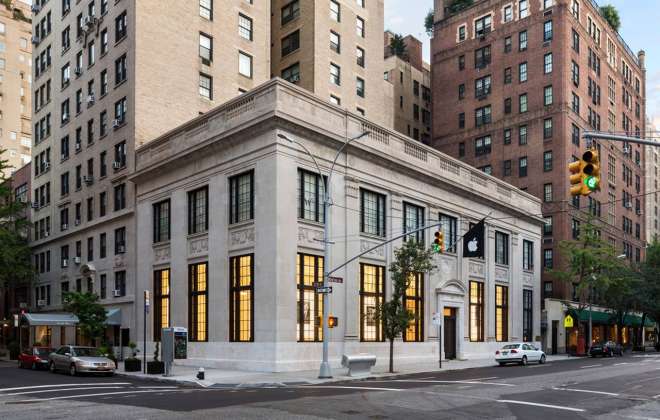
[583,131,660,147]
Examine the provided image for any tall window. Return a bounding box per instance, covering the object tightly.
[518,30,527,51]
[543,150,553,172]
[199,73,212,99]
[544,183,553,202]
[153,268,170,341]
[189,262,208,342]
[188,186,208,234]
[298,169,325,223]
[281,30,300,56]
[544,249,553,269]
[469,281,484,342]
[361,189,386,237]
[238,51,252,78]
[330,0,340,21]
[199,0,212,19]
[330,63,341,85]
[439,213,457,253]
[495,285,508,342]
[114,271,126,296]
[356,16,365,37]
[238,14,253,41]
[544,86,553,106]
[543,20,553,41]
[544,53,553,74]
[523,289,533,342]
[229,171,254,224]
[404,273,424,342]
[153,199,170,243]
[297,254,323,342]
[495,231,509,265]
[519,157,528,177]
[230,255,254,342]
[115,10,127,42]
[360,264,384,342]
[199,33,213,64]
[403,203,424,243]
[518,62,527,82]
[523,239,534,271]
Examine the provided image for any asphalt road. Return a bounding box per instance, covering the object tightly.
[1,353,660,419]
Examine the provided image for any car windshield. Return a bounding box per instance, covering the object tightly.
[72,347,102,357]
[35,348,52,357]
[502,344,520,349]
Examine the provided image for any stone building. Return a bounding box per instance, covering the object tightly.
[0,0,32,176]
[430,0,647,301]
[384,32,432,143]
[131,79,543,372]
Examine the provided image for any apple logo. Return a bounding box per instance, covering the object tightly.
[468,238,478,252]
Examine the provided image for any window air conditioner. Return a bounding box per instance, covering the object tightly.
[113,290,122,297]
[117,245,126,254]
[74,218,81,226]
[62,259,68,267]
[112,119,121,128]
[31,4,41,13]
[75,142,82,151]
[31,202,40,209]
[86,94,95,104]
[37,299,46,307]
[112,161,122,169]
[62,223,68,230]
[31,35,41,45]
[83,175,93,184]
[74,66,83,76]
[44,162,50,170]
[73,256,81,264]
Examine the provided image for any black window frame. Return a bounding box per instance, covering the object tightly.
[187,186,209,235]
[229,254,254,342]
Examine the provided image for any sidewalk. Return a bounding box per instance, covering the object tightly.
[116,354,573,388]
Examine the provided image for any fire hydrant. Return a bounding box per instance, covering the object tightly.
[196,367,205,380]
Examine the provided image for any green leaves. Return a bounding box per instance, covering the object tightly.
[424,10,434,36]
[63,292,108,342]
[389,34,408,60]
[600,5,621,32]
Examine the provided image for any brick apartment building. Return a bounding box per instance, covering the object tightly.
[430,0,647,300]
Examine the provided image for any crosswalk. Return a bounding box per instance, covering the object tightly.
[0,382,186,403]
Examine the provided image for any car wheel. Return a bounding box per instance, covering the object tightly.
[49,362,56,373]
[521,356,528,366]
[498,362,505,366]
[69,364,77,376]
[539,355,546,364]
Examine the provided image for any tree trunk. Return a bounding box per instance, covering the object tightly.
[640,313,647,348]
[389,338,394,373]
[617,322,624,345]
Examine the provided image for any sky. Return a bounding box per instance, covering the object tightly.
[384,0,660,129]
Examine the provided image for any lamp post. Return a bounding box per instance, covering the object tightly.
[278,130,369,379]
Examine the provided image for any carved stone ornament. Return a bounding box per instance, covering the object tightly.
[468,261,485,278]
[154,246,171,262]
[495,267,509,283]
[298,226,324,248]
[360,240,385,258]
[189,237,209,256]
[230,227,255,247]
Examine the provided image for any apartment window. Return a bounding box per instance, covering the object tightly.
[519,94,528,113]
[544,183,553,202]
[404,273,424,342]
[330,95,341,106]
[543,151,553,171]
[87,237,94,261]
[281,0,300,25]
[544,249,553,269]
[495,231,509,265]
[115,11,127,42]
[518,62,527,83]
[61,63,70,88]
[469,281,484,342]
[199,73,212,99]
[114,271,126,297]
[87,119,94,144]
[475,105,491,127]
[571,61,580,86]
[403,202,424,243]
[360,264,384,342]
[361,189,386,237]
[238,52,252,78]
[475,75,491,97]
[495,285,508,342]
[281,30,300,56]
[297,254,323,342]
[518,125,527,145]
[99,191,107,217]
[115,54,127,85]
[523,240,534,271]
[329,31,340,54]
[543,217,553,236]
[114,141,126,168]
[199,33,213,64]
[356,17,365,38]
[87,40,95,67]
[519,0,528,18]
[503,160,512,176]
[60,208,69,231]
[474,14,492,36]
[153,200,170,243]
[519,157,528,177]
[189,263,208,342]
[544,53,552,74]
[544,118,553,139]
[113,183,125,211]
[328,63,342,87]
[475,135,492,156]
[458,84,465,100]
[504,36,512,53]
[298,169,325,223]
[330,0,340,22]
[281,62,300,83]
[572,218,580,239]
[572,92,580,114]
[188,186,209,234]
[87,197,94,221]
[439,213,458,253]
[503,5,512,22]
[238,14,253,41]
[504,67,512,84]
[544,85,553,106]
[100,232,106,258]
[100,70,108,96]
[99,111,107,136]
[459,112,465,128]
[474,46,491,68]
[458,55,465,70]
[100,29,108,55]
[459,142,465,156]
[153,269,170,341]
[229,171,254,224]
[200,0,213,19]
[229,255,254,342]
[543,20,553,41]
[61,245,69,268]
[356,47,365,67]
[114,227,126,255]
[458,25,466,42]
[518,30,527,51]
[61,99,70,124]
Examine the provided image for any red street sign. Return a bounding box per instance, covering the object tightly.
[328,277,343,284]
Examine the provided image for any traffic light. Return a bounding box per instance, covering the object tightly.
[433,230,445,253]
[328,316,338,328]
[569,148,600,196]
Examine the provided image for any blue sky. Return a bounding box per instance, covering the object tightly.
[384,0,660,128]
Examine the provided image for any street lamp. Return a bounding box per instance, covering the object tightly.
[278,130,369,378]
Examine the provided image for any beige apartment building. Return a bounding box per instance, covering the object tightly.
[384,32,432,143]
[0,0,32,176]
[29,0,270,350]
[646,119,660,243]
[271,0,393,128]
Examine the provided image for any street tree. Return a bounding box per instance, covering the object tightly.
[376,239,435,373]
[63,292,107,345]
[598,263,640,345]
[600,5,621,32]
[425,10,434,36]
[388,34,408,60]
[0,150,33,293]
[639,240,660,346]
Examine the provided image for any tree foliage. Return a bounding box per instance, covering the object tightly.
[0,150,33,290]
[375,240,435,373]
[600,5,621,32]
[63,292,107,343]
[638,240,660,343]
[425,10,434,36]
[389,34,408,60]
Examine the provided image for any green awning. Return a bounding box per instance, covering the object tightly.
[576,310,655,327]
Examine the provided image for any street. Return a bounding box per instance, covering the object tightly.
[1,353,659,419]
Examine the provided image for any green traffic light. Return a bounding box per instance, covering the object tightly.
[584,176,598,191]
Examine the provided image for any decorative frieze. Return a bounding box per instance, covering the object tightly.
[298,226,324,249]
[359,239,385,259]
[495,266,509,283]
[468,261,485,278]
[153,245,171,263]
[230,227,255,248]
[189,237,209,257]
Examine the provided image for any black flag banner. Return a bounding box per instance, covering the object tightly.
[463,218,485,259]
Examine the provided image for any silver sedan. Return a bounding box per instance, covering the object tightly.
[48,345,116,376]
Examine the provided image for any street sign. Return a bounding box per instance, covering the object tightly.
[316,286,333,294]
[564,315,574,328]
[328,276,343,284]
[432,312,443,326]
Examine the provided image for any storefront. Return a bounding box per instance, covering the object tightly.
[20,313,79,350]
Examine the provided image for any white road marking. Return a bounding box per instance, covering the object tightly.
[464,377,499,381]
[136,386,178,389]
[654,394,660,399]
[392,379,516,387]
[302,385,405,392]
[552,387,619,396]
[614,362,630,366]
[580,364,602,369]
[1,386,125,396]
[13,389,182,402]
[0,383,131,392]
[497,400,586,412]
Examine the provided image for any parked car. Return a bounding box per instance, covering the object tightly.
[495,343,546,366]
[48,345,116,376]
[589,341,623,357]
[18,346,53,370]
